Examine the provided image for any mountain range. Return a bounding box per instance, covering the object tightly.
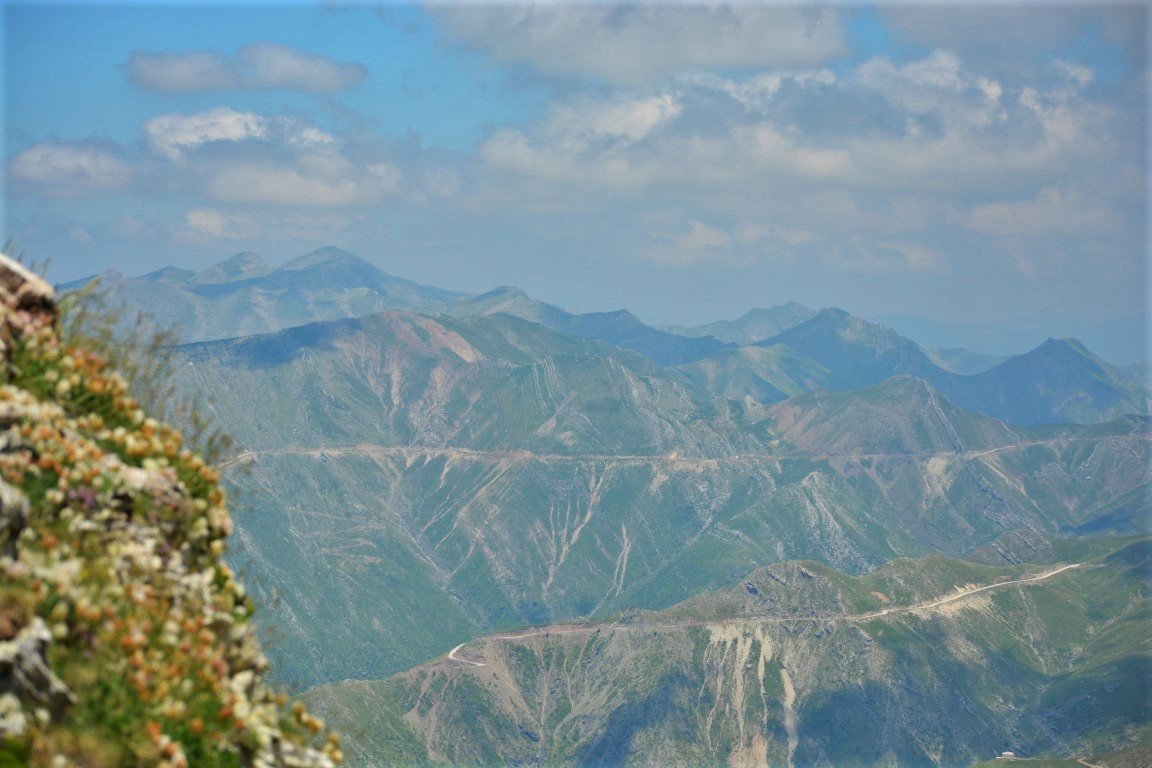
[173,305,1149,688]
[70,249,1148,426]
[62,246,464,342]
[663,301,819,345]
[79,246,1150,765]
[872,311,1149,368]
[680,308,1147,426]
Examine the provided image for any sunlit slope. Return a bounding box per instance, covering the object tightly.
[175,312,1150,686]
[308,539,1151,768]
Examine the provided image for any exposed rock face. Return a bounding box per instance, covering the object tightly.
[0,618,75,728]
[0,253,341,767]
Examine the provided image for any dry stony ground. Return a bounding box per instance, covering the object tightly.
[0,254,341,767]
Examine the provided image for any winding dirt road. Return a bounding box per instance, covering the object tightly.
[445,562,1082,666]
[217,433,1148,472]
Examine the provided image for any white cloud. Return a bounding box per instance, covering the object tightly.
[144,108,270,160]
[207,163,379,207]
[642,220,742,266]
[678,220,731,251]
[551,94,683,145]
[478,50,1114,201]
[176,208,358,244]
[143,108,333,161]
[422,168,461,199]
[367,162,403,193]
[881,6,1144,68]
[128,50,235,91]
[877,240,948,273]
[433,3,846,85]
[183,208,245,239]
[129,43,367,93]
[1053,59,1094,88]
[967,186,1121,236]
[9,141,132,192]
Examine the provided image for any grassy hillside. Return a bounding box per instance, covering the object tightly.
[308,539,1151,768]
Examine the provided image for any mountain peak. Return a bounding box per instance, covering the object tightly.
[594,309,641,323]
[193,252,272,285]
[817,307,852,321]
[282,246,369,271]
[1038,336,1089,354]
[1015,337,1098,367]
[476,286,529,301]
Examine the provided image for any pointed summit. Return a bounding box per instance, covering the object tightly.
[474,286,529,301]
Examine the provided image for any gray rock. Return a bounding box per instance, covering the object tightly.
[0,479,28,557]
[0,617,75,734]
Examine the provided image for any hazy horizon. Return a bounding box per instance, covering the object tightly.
[4,2,1147,332]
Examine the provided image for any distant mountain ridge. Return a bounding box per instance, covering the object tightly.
[72,247,1148,426]
[447,286,731,366]
[871,310,1148,367]
[63,246,467,343]
[680,308,1148,425]
[664,301,818,344]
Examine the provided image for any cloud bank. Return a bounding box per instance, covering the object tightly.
[129,43,367,93]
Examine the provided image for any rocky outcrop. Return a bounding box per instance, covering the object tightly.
[0,252,341,767]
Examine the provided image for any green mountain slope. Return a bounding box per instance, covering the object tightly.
[170,313,1149,687]
[306,539,1151,768]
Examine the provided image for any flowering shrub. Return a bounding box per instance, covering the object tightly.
[0,257,340,768]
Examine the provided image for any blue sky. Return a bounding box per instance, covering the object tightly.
[3,1,1147,344]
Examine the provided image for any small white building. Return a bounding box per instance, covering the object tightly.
[996,751,1016,760]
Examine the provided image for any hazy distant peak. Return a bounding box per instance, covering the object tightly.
[1038,337,1090,354]
[670,301,817,345]
[591,308,641,322]
[727,302,816,324]
[140,266,196,284]
[761,306,896,347]
[1011,337,1098,367]
[193,251,272,285]
[282,246,367,271]
[815,307,852,321]
[475,286,529,300]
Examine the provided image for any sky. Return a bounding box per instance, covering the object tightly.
[3,1,1148,335]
